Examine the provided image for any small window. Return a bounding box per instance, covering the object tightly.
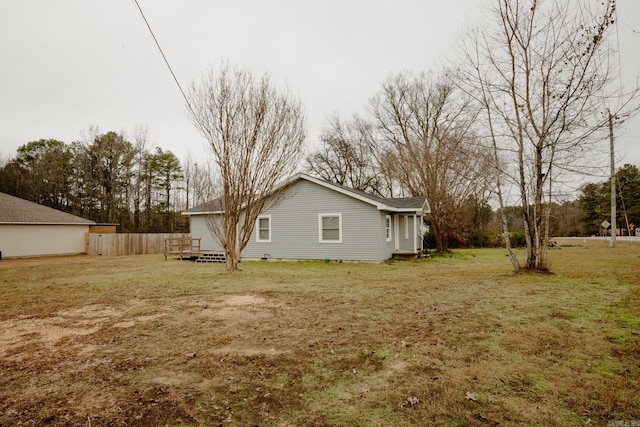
[385,215,392,242]
[256,215,271,242]
[319,213,342,243]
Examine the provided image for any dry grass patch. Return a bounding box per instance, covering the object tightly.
[1,241,639,426]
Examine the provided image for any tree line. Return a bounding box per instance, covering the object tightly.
[0,128,216,232]
[578,163,640,236]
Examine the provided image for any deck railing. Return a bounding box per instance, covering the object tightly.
[163,237,201,260]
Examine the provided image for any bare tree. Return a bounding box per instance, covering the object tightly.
[182,152,194,211]
[370,71,493,252]
[188,64,306,271]
[306,114,393,196]
[194,161,219,207]
[454,0,637,271]
[132,124,153,231]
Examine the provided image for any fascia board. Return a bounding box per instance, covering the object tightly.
[421,199,431,214]
[377,206,425,213]
[182,210,225,216]
[0,222,94,225]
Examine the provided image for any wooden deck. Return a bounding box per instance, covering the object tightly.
[163,237,226,262]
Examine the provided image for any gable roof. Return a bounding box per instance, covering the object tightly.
[183,173,430,215]
[183,197,225,215]
[0,192,95,225]
[381,196,430,210]
[302,174,429,213]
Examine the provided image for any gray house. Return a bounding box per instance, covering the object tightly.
[183,174,429,262]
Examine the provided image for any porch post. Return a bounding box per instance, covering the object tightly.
[413,215,418,253]
[394,215,400,251]
[419,214,424,251]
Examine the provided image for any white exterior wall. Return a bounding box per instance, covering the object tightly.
[0,224,90,258]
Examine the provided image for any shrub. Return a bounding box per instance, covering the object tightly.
[468,230,502,248]
[423,230,527,250]
[508,232,526,248]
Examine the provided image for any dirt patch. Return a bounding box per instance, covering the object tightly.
[113,314,164,328]
[0,303,157,357]
[191,294,272,323]
[209,346,285,356]
[217,294,267,306]
[0,295,268,358]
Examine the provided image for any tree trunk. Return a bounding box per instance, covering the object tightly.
[431,222,448,253]
[224,247,240,272]
[166,187,171,232]
[496,187,520,272]
[223,213,240,272]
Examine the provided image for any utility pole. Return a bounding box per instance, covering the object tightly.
[609,110,616,248]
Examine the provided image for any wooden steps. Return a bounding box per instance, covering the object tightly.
[196,252,226,263]
[391,251,420,260]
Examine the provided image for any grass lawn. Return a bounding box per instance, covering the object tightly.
[1,239,639,426]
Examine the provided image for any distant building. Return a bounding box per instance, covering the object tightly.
[0,192,95,258]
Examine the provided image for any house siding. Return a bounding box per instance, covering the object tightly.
[0,224,90,258]
[185,177,426,262]
[190,216,223,251]
[241,180,389,261]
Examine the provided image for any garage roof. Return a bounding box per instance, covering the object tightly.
[0,192,95,225]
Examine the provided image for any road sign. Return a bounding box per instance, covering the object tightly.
[601,220,610,229]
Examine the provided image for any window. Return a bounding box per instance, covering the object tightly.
[256,215,271,242]
[385,215,392,242]
[319,213,342,243]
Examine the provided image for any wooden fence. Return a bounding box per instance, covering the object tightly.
[86,233,190,256]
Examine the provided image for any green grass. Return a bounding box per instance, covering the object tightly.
[0,240,639,426]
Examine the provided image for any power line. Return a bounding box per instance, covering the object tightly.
[613,1,624,102]
[131,0,196,117]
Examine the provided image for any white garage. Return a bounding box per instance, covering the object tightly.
[0,192,95,258]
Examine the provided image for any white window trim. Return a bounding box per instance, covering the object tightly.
[319,213,342,243]
[385,215,392,242]
[256,215,271,243]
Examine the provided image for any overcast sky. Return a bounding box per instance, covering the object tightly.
[1,1,639,182]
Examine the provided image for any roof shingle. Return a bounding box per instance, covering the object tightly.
[0,192,95,225]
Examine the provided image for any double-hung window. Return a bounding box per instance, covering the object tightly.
[385,215,392,242]
[256,215,271,242]
[319,213,342,243]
